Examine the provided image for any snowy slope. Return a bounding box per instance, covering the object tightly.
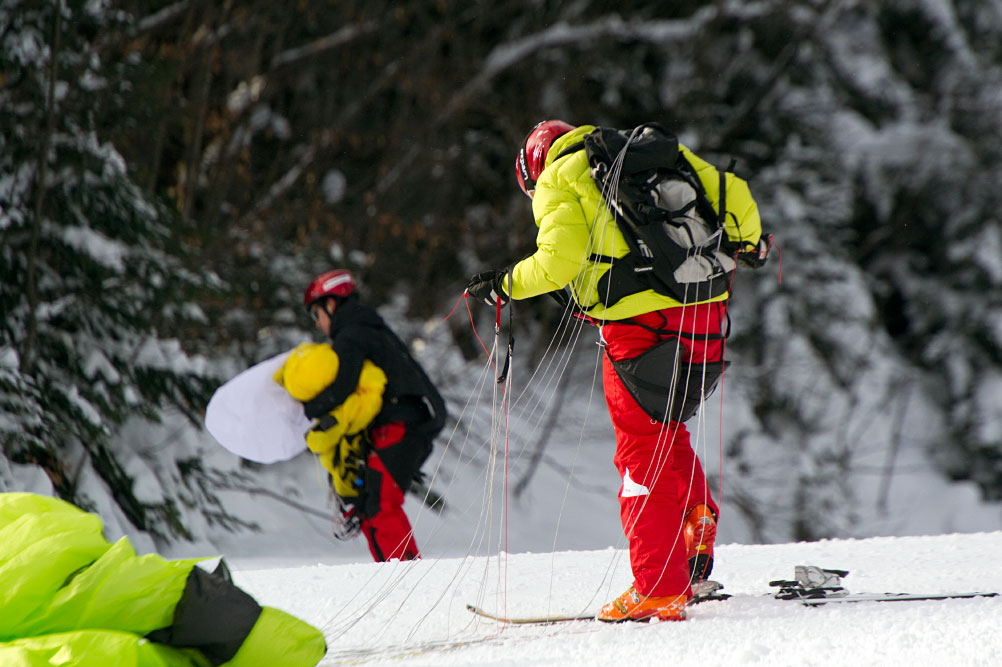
[231,531,1002,666]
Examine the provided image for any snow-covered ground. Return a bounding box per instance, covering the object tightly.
[231,531,1002,666]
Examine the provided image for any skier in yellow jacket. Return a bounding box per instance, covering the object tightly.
[467,121,768,622]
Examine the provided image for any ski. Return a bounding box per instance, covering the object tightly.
[796,591,998,605]
[699,566,998,606]
[467,566,998,624]
[466,604,594,624]
[691,588,999,606]
[767,565,997,606]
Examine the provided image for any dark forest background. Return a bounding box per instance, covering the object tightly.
[3,0,1001,545]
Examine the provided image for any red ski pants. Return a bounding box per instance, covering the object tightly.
[601,302,724,597]
[359,422,420,562]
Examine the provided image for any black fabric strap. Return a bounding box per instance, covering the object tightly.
[553,141,585,161]
[718,166,726,225]
[367,524,384,562]
[146,560,262,665]
[545,286,571,309]
[303,349,363,420]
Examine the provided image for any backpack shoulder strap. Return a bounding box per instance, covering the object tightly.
[553,141,585,162]
[718,157,737,226]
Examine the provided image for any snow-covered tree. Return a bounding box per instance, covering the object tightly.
[0,0,249,542]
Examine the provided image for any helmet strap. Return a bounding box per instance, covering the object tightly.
[517,147,535,192]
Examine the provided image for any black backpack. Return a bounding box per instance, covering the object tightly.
[557,123,742,307]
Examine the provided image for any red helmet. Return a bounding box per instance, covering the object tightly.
[515,120,575,198]
[303,269,357,309]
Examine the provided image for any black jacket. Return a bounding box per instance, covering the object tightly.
[303,298,446,438]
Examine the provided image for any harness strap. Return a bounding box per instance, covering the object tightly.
[718,165,727,225]
[612,301,730,340]
[554,141,585,162]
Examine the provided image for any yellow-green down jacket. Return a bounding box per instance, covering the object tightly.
[507,125,762,321]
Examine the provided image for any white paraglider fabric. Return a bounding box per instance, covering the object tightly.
[205,350,311,463]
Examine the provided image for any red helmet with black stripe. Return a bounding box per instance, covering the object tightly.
[515,120,575,198]
[303,269,356,310]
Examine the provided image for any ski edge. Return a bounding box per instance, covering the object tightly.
[466,604,595,625]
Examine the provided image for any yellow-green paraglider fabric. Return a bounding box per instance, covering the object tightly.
[0,492,326,666]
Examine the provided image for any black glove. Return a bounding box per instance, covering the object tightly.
[737,234,772,269]
[466,269,509,306]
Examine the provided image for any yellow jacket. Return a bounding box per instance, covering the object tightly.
[273,342,386,479]
[508,125,762,320]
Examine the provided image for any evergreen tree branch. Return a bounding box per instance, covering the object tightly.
[269,22,378,71]
[23,0,63,375]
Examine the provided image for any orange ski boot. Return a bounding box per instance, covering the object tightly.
[597,586,688,622]
[684,503,717,582]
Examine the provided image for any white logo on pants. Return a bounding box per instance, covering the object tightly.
[620,468,650,498]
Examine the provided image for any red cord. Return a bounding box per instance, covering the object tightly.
[494,296,510,621]
[443,291,466,321]
[773,239,782,284]
[502,377,510,623]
